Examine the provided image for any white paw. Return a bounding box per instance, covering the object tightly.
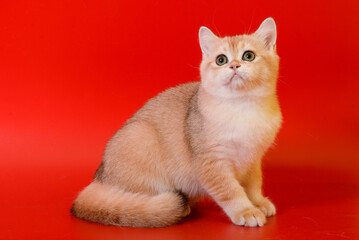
[257,198,276,217]
[231,207,266,227]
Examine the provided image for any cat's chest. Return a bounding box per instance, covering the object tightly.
[204,101,282,162]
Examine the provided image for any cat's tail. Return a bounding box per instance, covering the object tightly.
[71,181,190,228]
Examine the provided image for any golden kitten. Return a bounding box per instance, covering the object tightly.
[71,17,282,228]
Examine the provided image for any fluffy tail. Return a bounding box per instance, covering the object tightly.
[71,182,190,228]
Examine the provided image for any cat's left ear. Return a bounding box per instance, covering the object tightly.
[199,26,218,56]
[254,17,277,49]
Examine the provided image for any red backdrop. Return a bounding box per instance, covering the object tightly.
[1,1,358,239]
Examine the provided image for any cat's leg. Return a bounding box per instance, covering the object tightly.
[195,156,266,227]
[241,162,276,217]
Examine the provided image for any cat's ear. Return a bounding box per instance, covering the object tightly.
[199,26,218,56]
[254,17,277,49]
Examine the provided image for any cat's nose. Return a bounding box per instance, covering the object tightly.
[229,62,240,69]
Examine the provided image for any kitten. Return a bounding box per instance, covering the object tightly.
[71,17,282,228]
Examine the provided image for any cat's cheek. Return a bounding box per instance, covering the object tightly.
[204,70,223,87]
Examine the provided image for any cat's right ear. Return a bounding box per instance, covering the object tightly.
[199,27,218,56]
[254,18,277,49]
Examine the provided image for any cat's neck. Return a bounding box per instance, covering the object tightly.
[197,84,278,111]
[196,83,281,132]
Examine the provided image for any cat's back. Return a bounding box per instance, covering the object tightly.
[130,82,200,124]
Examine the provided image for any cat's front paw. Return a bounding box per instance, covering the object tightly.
[256,197,276,217]
[231,207,266,227]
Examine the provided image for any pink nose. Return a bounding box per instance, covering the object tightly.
[229,63,240,69]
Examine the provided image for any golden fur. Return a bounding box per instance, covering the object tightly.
[71,18,282,228]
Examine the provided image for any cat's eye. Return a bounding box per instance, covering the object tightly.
[216,54,228,66]
[242,51,256,61]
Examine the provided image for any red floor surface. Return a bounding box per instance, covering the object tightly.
[1,165,358,240]
[1,0,359,239]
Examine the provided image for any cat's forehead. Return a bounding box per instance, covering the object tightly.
[218,35,264,57]
[224,36,246,52]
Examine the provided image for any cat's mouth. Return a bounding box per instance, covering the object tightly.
[225,72,249,89]
[230,72,246,82]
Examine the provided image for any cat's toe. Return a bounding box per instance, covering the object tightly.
[232,207,266,227]
[257,198,276,217]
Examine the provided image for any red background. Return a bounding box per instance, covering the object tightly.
[1,0,358,239]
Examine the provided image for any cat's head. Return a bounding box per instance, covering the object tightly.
[199,18,279,99]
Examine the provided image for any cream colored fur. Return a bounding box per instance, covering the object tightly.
[71,17,282,228]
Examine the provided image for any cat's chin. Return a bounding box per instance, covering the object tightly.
[226,74,247,90]
[227,72,248,85]
[231,75,245,82]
